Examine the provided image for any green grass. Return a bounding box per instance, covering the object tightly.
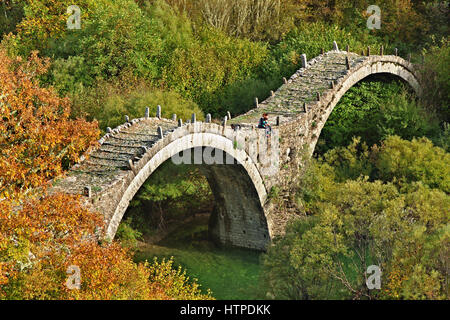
[133,215,263,300]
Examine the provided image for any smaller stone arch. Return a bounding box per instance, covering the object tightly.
[308,55,422,154]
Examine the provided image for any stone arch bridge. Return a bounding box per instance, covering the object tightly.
[51,45,421,250]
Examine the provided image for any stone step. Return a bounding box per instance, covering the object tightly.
[102,140,155,149]
[90,152,135,162]
[107,135,157,144]
[85,158,129,169]
[119,130,159,137]
[98,146,141,156]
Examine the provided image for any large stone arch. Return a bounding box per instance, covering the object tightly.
[307,55,421,154]
[105,129,271,250]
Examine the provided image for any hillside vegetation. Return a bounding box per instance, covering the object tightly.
[0,0,448,300]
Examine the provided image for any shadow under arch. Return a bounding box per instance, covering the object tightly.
[106,132,271,251]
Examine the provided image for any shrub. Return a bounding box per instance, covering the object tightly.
[155,20,267,116]
[46,55,94,95]
[317,135,450,193]
[71,80,204,131]
[4,0,162,81]
[0,49,99,199]
[374,136,450,193]
[316,78,441,155]
[262,136,449,300]
[147,257,213,300]
[116,217,143,249]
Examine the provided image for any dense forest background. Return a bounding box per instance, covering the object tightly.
[0,0,448,300]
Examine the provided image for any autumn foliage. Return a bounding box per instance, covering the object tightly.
[0,193,212,299]
[0,49,99,199]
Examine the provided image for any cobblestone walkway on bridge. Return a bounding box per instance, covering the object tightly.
[51,118,178,197]
[231,51,364,125]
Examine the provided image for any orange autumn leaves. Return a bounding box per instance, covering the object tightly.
[0,194,100,299]
[0,193,212,299]
[0,49,99,199]
[0,194,166,299]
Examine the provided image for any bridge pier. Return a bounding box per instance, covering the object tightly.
[200,164,270,251]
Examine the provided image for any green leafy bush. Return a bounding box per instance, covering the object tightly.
[374,136,450,193]
[318,136,450,193]
[262,136,449,300]
[154,20,268,116]
[316,78,441,155]
[5,0,163,90]
[116,217,143,248]
[57,0,162,82]
[47,56,94,95]
[71,81,204,131]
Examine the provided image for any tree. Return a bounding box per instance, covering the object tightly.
[374,136,450,193]
[0,193,213,299]
[319,136,450,193]
[166,0,300,42]
[0,49,99,199]
[262,137,449,300]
